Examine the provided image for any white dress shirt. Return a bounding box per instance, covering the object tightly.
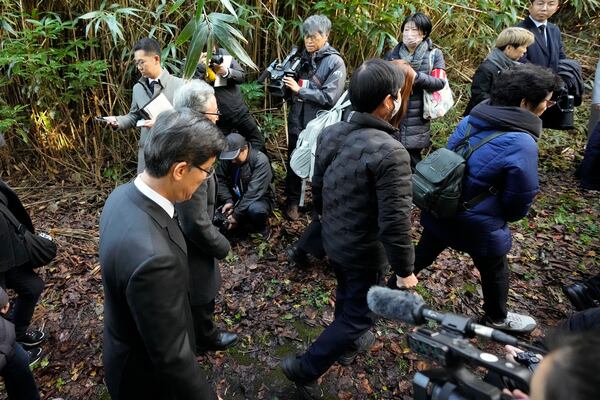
[134,175,174,218]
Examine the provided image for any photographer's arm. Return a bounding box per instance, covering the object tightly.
[297,57,347,107]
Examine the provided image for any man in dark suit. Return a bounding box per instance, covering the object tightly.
[104,38,185,173]
[99,108,226,400]
[517,0,565,73]
[173,80,239,353]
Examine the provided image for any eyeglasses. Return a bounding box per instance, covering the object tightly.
[197,165,215,179]
[201,110,222,117]
[545,99,557,108]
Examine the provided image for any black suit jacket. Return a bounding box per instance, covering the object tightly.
[99,182,216,400]
[0,180,34,273]
[517,17,565,73]
[176,176,230,305]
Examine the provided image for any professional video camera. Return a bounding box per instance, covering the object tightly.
[209,54,224,66]
[258,46,303,98]
[367,287,546,400]
[542,89,575,130]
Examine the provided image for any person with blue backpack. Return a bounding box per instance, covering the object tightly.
[409,64,562,333]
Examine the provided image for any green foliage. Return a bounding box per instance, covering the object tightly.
[78,1,141,44]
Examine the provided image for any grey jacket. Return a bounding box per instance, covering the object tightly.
[288,44,347,133]
[115,69,185,172]
[216,147,275,219]
[385,40,446,150]
[176,176,230,305]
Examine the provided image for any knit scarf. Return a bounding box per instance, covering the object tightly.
[396,39,431,71]
[485,48,517,71]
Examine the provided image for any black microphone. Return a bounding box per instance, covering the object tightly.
[367,286,545,354]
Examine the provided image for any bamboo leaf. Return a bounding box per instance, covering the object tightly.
[218,0,238,19]
[182,23,208,80]
[213,24,257,70]
[195,0,206,20]
[78,11,100,20]
[176,19,196,46]
[168,0,186,16]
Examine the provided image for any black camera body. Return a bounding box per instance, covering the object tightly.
[210,54,224,66]
[515,351,541,372]
[212,211,230,234]
[542,91,575,130]
[258,46,303,99]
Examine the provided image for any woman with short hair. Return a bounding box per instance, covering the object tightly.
[464,27,535,115]
[385,12,447,169]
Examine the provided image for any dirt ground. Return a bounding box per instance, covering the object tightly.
[2,164,599,399]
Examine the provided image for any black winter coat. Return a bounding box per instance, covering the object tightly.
[0,317,15,371]
[463,59,500,116]
[314,112,414,277]
[385,39,446,150]
[216,147,275,219]
[0,180,33,273]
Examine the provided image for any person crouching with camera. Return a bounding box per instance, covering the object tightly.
[216,133,275,239]
[282,14,346,220]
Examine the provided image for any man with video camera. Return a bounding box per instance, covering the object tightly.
[282,14,346,220]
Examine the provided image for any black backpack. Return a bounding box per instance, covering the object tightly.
[412,124,504,219]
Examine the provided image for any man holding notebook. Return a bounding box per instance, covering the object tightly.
[104,38,184,173]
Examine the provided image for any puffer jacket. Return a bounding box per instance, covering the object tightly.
[316,112,414,277]
[216,146,275,219]
[421,101,541,257]
[0,316,15,370]
[288,44,347,132]
[385,39,446,149]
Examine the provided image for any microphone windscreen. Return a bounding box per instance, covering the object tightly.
[367,286,425,325]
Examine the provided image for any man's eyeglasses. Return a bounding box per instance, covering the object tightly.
[201,110,222,117]
[197,165,215,179]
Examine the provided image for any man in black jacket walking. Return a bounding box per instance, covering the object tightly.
[281,59,417,399]
[217,133,274,238]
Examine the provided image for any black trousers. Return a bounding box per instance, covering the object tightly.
[285,128,302,204]
[299,262,383,381]
[408,148,423,172]
[191,300,218,348]
[414,229,509,321]
[219,112,265,153]
[238,199,272,233]
[0,265,44,337]
[295,218,326,260]
[1,343,40,399]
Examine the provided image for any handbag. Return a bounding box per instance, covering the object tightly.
[0,202,57,269]
[423,48,454,120]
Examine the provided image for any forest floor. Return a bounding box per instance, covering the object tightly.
[2,153,599,400]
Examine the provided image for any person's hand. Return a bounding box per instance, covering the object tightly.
[592,103,600,111]
[213,64,228,77]
[227,214,238,230]
[396,273,418,289]
[104,116,118,128]
[142,119,155,128]
[283,77,300,94]
[502,388,530,400]
[222,203,234,216]
[504,345,524,363]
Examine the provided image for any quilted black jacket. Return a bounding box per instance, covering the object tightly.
[314,112,415,277]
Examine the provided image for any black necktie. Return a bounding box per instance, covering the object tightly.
[539,25,547,46]
[149,79,160,94]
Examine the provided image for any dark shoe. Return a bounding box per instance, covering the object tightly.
[563,283,598,311]
[338,330,376,366]
[281,355,323,399]
[284,203,300,221]
[484,312,537,333]
[17,329,46,348]
[286,246,308,268]
[27,346,43,367]
[197,331,239,352]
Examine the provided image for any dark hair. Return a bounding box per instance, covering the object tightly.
[489,64,562,108]
[542,330,600,400]
[144,108,226,178]
[401,12,432,39]
[349,59,405,113]
[133,38,161,56]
